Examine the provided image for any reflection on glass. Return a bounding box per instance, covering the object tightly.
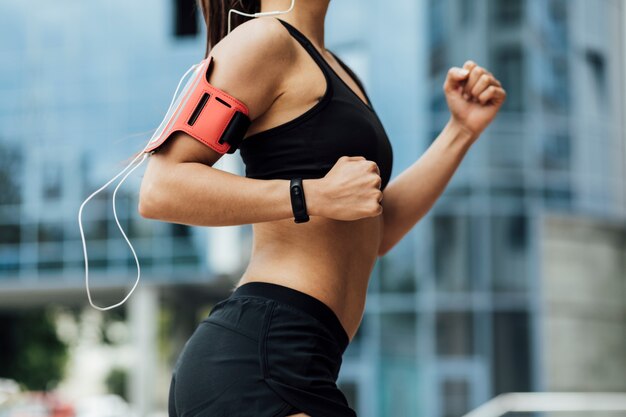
[380,355,419,417]
[379,312,419,414]
[491,215,528,292]
[172,237,200,265]
[38,242,64,271]
[0,225,21,245]
[459,0,476,27]
[381,312,416,357]
[493,0,525,26]
[442,379,470,417]
[585,49,607,109]
[0,143,22,205]
[540,56,569,114]
[436,312,473,356]
[492,46,524,112]
[380,252,417,293]
[434,215,471,292]
[378,234,418,293]
[549,0,567,23]
[42,163,63,201]
[492,311,531,394]
[542,133,571,172]
[429,0,448,76]
[38,223,64,243]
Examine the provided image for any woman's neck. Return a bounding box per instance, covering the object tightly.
[260,0,329,49]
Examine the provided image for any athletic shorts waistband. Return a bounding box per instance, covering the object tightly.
[230,281,349,352]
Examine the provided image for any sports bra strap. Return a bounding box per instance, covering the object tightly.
[326,50,372,106]
[275,18,372,111]
[275,18,333,78]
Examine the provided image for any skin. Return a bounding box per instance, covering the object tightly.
[139,2,505,415]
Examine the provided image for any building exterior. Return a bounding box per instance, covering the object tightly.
[0,0,624,417]
[540,213,626,400]
[400,1,626,416]
[333,0,625,416]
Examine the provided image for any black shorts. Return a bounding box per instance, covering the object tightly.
[168,281,357,417]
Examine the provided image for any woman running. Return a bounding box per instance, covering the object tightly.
[139,0,506,416]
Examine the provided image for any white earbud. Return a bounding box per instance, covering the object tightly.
[228,0,296,34]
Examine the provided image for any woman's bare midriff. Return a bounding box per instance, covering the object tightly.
[235,213,383,343]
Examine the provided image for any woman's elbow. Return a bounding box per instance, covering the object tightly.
[138,156,178,220]
[137,196,155,220]
[138,179,164,220]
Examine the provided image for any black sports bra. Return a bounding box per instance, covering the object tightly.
[238,18,394,191]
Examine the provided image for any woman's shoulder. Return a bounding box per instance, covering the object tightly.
[207,17,296,120]
[210,17,296,71]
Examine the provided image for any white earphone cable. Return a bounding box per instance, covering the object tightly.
[228,0,295,34]
[81,0,295,309]
[79,62,201,311]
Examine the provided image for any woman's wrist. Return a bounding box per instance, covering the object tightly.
[302,179,324,217]
[445,117,479,148]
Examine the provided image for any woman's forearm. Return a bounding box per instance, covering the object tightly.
[378,118,476,256]
[376,59,507,256]
[138,160,321,227]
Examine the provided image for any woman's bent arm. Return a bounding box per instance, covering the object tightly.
[138,149,323,226]
[377,119,474,256]
[138,17,304,227]
[378,61,506,256]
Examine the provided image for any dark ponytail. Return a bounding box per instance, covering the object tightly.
[197,0,261,58]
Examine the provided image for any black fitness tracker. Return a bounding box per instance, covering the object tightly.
[289,178,310,223]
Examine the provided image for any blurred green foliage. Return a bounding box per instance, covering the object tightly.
[105,367,128,401]
[0,308,69,391]
[158,305,173,363]
[101,307,126,345]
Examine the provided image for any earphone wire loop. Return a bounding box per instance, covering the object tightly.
[79,62,201,311]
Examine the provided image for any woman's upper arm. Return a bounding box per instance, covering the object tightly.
[148,17,295,167]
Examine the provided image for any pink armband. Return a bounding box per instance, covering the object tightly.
[145,56,251,155]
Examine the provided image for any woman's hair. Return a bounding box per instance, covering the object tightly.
[198,0,261,58]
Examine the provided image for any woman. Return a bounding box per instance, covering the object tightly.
[139,0,506,416]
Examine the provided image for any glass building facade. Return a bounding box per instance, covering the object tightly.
[0,1,211,287]
[0,0,624,416]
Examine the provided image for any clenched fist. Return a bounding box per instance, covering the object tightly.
[443,60,507,142]
[313,156,384,221]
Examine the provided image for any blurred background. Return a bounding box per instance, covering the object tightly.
[0,0,625,416]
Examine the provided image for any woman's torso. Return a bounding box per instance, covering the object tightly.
[234,18,393,342]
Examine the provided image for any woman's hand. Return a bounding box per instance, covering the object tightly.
[308,156,383,221]
[443,60,507,143]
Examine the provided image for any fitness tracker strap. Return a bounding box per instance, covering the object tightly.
[290,178,310,223]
